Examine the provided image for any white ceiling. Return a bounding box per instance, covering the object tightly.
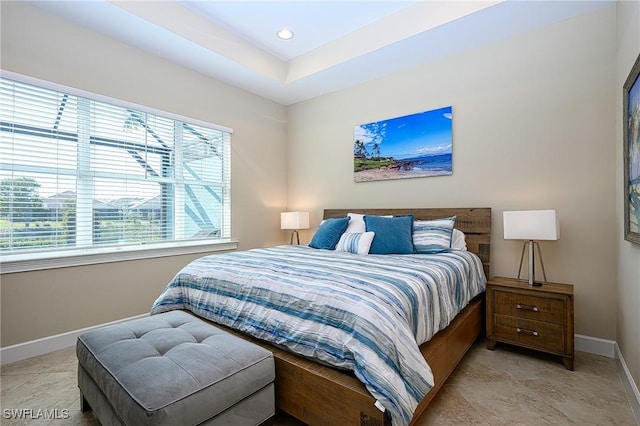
[29,0,613,106]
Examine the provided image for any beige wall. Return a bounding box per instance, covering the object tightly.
[0,2,288,346]
[616,0,640,392]
[1,254,205,346]
[287,7,618,340]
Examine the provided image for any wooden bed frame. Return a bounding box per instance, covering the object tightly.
[218,207,491,425]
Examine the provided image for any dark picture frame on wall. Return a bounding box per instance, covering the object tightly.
[623,53,640,245]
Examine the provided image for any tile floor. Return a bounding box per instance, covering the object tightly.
[1,339,637,425]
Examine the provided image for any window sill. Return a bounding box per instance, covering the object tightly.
[0,240,239,274]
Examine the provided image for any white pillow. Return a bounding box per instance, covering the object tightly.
[335,232,375,255]
[345,213,392,234]
[345,213,366,233]
[451,228,467,251]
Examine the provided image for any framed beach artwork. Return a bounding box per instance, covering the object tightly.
[354,106,453,183]
[623,53,640,245]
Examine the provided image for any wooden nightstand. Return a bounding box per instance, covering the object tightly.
[486,276,574,370]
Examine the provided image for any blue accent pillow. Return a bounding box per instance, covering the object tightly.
[364,214,415,254]
[309,217,350,250]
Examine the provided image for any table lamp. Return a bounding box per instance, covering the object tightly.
[281,211,310,245]
[503,210,559,286]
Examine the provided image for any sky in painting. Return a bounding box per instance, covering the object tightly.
[354,106,452,160]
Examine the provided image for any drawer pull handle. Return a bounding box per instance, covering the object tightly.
[516,303,538,312]
[516,327,538,336]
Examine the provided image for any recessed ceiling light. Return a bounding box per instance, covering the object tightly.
[277,29,294,40]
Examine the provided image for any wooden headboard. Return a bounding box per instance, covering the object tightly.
[323,207,491,278]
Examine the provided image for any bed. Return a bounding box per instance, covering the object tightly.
[151,207,491,425]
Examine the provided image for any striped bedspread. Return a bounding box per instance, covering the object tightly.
[150,245,486,425]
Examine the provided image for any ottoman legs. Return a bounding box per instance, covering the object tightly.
[80,392,91,413]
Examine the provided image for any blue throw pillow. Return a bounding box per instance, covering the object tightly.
[364,214,415,254]
[309,217,350,250]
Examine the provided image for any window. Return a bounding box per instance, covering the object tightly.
[0,74,231,262]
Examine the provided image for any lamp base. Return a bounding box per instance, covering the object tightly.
[289,230,300,245]
[516,240,548,286]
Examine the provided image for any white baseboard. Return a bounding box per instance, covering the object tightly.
[573,335,639,424]
[0,313,148,366]
[616,343,640,425]
[575,333,616,357]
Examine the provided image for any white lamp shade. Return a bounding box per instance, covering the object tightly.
[503,210,559,241]
[281,211,310,230]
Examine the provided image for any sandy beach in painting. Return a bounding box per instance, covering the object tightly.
[354,167,450,182]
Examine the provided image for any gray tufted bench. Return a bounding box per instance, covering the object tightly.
[76,310,275,426]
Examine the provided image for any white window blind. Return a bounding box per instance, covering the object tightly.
[0,76,231,256]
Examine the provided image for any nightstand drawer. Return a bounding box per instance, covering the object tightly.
[494,314,565,353]
[494,290,565,324]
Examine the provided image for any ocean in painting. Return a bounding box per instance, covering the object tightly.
[399,153,452,175]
